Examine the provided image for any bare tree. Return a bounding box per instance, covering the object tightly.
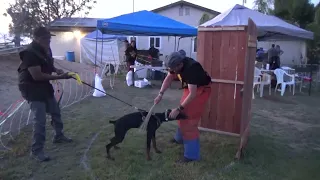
[199,13,213,26]
[3,0,97,44]
[253,0,274,14]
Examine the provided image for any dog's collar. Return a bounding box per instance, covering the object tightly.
[165,110,169,121]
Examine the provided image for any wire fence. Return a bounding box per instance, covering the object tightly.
[0,71,95,151]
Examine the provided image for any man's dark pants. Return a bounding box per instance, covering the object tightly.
[29,97,63,154]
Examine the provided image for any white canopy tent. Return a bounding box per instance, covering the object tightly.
[80,30,127,71]
[200,4,314,41]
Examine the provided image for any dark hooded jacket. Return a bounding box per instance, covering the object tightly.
[17,41,55,101]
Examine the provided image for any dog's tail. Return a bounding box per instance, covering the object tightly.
[109,120,116,125]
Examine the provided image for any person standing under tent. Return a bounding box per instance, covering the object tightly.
[18,27,73,162]
[276,45,284,66]
[154,52,212,163]
[267,44,280,70]
[125,40,137,72]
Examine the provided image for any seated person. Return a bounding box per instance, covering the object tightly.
[256,47,265,62]
[148,45,160,60]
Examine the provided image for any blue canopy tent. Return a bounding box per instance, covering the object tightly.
[94,10,198,70]
[96,10,197,37]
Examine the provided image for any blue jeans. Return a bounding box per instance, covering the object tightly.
[29,98,63,154]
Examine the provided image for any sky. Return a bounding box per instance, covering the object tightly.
[0,0,319,34]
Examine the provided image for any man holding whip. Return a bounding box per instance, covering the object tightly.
[18,27,73,162]
[154,51,211,163]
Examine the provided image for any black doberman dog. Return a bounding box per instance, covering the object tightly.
[106,109,187,160]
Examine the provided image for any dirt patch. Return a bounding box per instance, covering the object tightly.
[262,95,296,105]
[256,109,319,131]
[0,53,95,111]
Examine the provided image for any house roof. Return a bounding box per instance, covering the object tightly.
[152,0,220,16]
[50,17,102,28]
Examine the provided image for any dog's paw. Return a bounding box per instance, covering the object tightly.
[114,146,120,150]
[155,149,162,154]
[107,155,115,161]
[146,156,152,161]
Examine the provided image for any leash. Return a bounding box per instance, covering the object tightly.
[68,72,144,112]
[68,72,155,127]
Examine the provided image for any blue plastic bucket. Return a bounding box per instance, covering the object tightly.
[65,51,75,62]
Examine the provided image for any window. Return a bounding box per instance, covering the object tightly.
[149,37,161,49]
[179,7,183,16]
[192,37,197,53]
[185,8,190,15]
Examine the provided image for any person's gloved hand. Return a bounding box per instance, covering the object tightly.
[59,72,73,79]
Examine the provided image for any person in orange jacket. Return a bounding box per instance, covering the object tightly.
[154,51,211,163]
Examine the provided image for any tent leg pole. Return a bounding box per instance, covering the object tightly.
[174,36,176,51]
[94,28,98,74]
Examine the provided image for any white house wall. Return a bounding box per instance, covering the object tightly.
[258,40,307,65]
[134,5,216,61]
[50,31,88,62]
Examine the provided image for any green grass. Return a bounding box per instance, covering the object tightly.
[0,80,320,180]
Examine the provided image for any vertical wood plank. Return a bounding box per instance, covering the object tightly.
[222,31,239,133]
[198,31,213,128]
[233,31,247,134]
[208,31,221,130]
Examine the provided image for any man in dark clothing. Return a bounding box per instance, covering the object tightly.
[18,27,73,162]
[154,52,211,163]
[256,47,265,62]
[125,40,137,72]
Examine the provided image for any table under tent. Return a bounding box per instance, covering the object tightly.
[95,10,197,87]
[196,4,314,159]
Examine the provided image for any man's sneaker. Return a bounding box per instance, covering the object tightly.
[30,151,51,162]
[52,134,73,143]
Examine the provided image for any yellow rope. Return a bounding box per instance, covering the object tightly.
[68,72,82,85]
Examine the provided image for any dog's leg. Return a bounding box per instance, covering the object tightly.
[146,131,153,161]
[106,142,115,160]
[152,132,162,154]
[106,136,123,160]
